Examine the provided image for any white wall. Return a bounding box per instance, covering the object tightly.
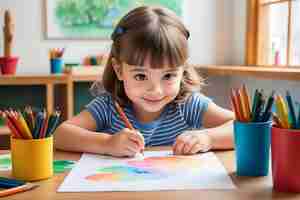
[0,1,234,72]
[183,0,233,107]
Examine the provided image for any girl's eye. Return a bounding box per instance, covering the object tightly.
[163,73,177,80]
[134,74,147,81]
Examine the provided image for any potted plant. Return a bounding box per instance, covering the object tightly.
[0,10,18,75]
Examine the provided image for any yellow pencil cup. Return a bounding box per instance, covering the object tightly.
[11,136,53,181]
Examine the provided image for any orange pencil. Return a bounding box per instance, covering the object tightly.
[242,84,251,119]
[238,89,250,122]
[235,90,246,122]
[114,102,134,130]
[114,101,144,154]
[230,89,241,121]
[0,183,38,197]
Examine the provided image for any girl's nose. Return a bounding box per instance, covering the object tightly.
[147,81,163,95]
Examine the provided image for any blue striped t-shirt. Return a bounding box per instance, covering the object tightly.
[86,92,211,146]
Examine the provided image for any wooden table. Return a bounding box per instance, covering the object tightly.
[1,147,300,200]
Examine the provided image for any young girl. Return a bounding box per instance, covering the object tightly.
[54,6,234,157]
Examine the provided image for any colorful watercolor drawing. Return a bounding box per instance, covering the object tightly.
[58,151,235,192]
[46,0,183,39]
[85,156,202,182]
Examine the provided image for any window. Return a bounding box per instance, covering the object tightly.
[246,0,300,66]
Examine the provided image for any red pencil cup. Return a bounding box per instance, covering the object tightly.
[271,126,300,192]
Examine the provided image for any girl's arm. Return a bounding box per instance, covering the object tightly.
[173,102,234,155]
[53,110,112,154]
[201,102,235,150]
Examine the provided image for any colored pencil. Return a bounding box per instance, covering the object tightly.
[114,101,144,155]
[238,89,249,122]
[4,111,24,138]
[17,112,33,139]
[230,86,275,123]
[230,89,241,121]
[235,90,246,122]
[0,177,25,189]
[276,95,289,129]
[253,90,264,122]
[251,89,259,121]
[242,84,251,120]
[297,106,300,129]
[286,90,297,128]
[3,108,61,139]
[5,116,21,138]
[0,183,38,197]
[114,102,134,130]
[261,90,275,122]
[40,111,49,138]
[33,112,43,139]
[45,111,60,137]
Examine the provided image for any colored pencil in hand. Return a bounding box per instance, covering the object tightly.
[114,101,144,156]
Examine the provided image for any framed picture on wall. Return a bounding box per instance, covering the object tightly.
[45,0,184,40]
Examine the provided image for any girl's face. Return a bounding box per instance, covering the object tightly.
[113,58,184,121]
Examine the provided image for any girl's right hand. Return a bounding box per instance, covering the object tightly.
[105,128,145,157]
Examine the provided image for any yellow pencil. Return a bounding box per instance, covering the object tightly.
[18,112,33,139]
[238,89,249,122]
[242,84,251,120]
[276,95,289,129]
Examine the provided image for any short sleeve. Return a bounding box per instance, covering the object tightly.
[85,94,111,131]
[182,92,212,129]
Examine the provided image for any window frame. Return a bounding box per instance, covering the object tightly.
[246,0,297,66]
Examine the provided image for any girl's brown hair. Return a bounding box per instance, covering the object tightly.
[91,6,204,105]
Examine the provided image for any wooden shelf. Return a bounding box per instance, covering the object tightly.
[195,65,300,81]
[0,74,68,85]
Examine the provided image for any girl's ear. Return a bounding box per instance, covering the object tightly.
[111,58,123,80]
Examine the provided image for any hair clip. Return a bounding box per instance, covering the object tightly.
[115,26,125,35]
[111,26,126,41]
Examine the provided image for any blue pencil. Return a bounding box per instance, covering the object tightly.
[286,91,297,128]
[33,112,43,139]
[297,106,300,129]
[0,177,25,189]
[261,90,275,122]
[46,112,60,137]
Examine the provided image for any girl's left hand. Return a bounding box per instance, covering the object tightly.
[173,132,212,155]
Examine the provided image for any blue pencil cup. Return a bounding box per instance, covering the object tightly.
[234,120,272,176]
[50,58,63,74]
